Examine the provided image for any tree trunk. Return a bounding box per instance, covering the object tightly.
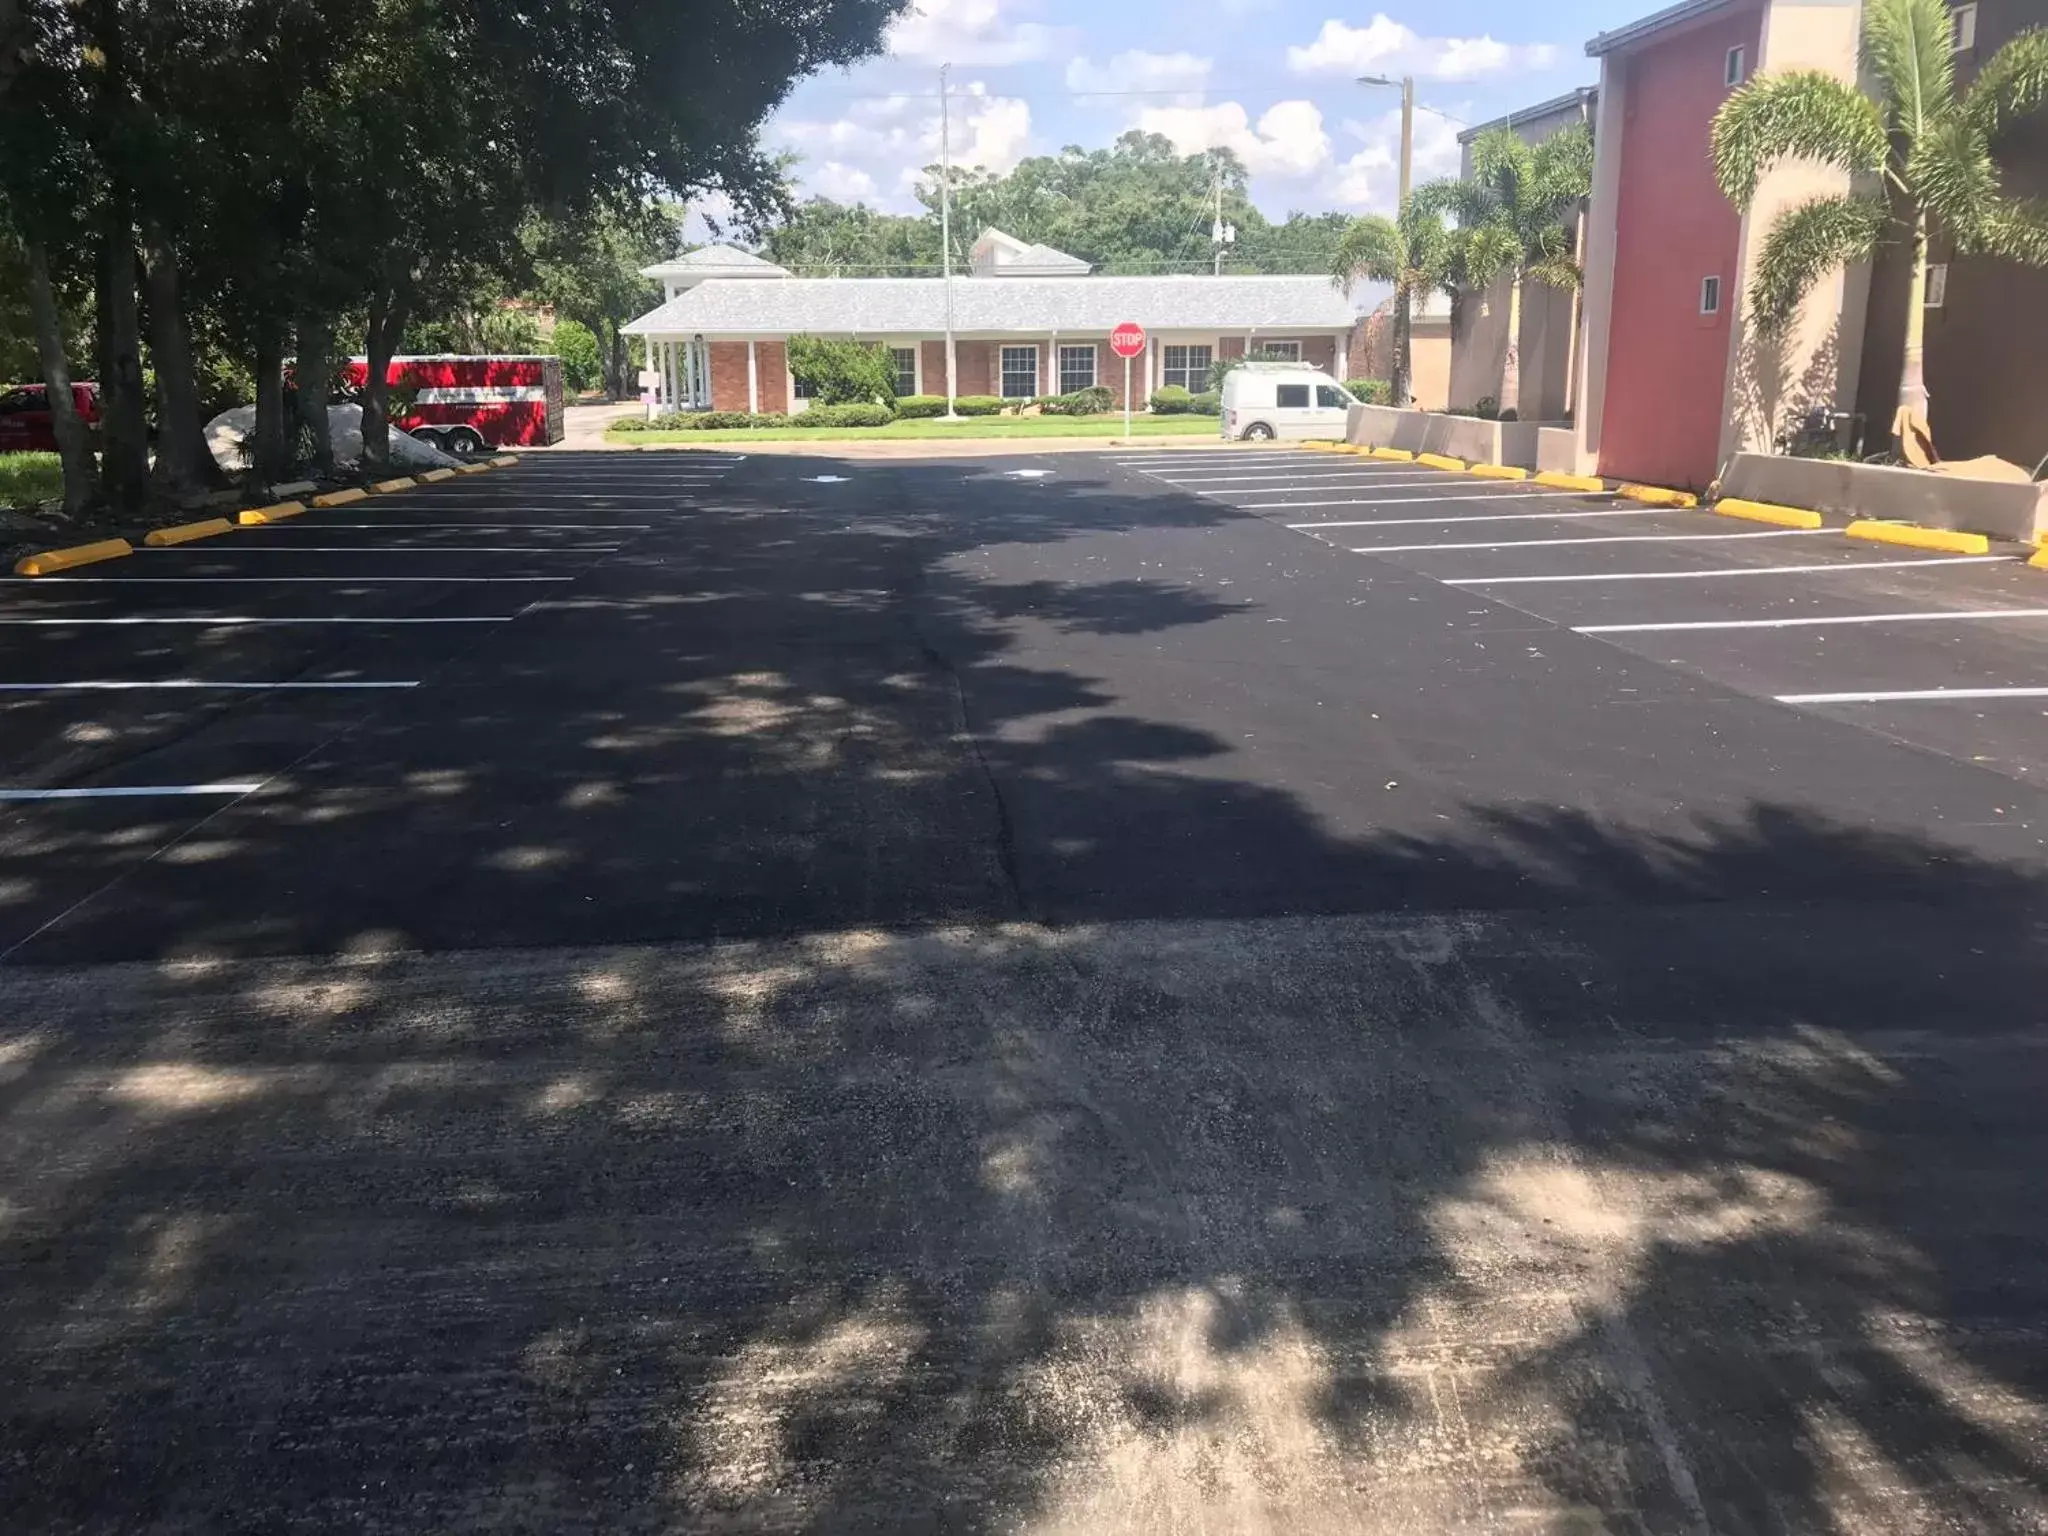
[251,319,287,483]
[1897,210,1931,422]
[25,239,100,516]
[95,199,151,513]
[1563,283,1583,423]
[294,310,335,476]
[1499,275,1524,420]
[141,222,221,500]
[359,289,408,467]
[1390,280,1412,407]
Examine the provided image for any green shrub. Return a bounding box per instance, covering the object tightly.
[552,318,604,393]
[786,335,897,405]
[612,417,653,432]
[747,411,791,428]
[895,394,948,418]
[1041,385,1113,416]
[1345,378,1391,405]
[797,402,895,427]
[1187,390,1221,416]
[1149,385,1195,415]
[686,411,757,430]
[952,395,1004,416]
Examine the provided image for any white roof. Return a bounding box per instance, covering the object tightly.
[625,274,1356,337]
[639,244,791,282]
[971,227,1093,276]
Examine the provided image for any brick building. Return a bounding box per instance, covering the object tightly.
[625,230,1360,415]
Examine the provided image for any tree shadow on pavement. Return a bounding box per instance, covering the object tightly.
[2,453,2048,1530]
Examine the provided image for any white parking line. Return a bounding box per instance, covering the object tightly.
[6,576,572,584]
[1166,473,1468,489]
[1348,528,1835,554]
[1254,490,1620,511]
[1446,556,2018,585]
[1291,508,1666,530]
[0,616,513,626]
[1777,687,2048,704]
[1186,476,1520,492]
[289,523,652,530]
[1576,608,2048,635]
[0,782,265,801]
[1156,470,1444,485]
[0,680,418,691]
[141,546,620,554]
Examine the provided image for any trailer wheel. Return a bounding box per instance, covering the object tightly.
[444,426,485,456]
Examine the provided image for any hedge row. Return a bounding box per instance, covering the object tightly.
[1149,386,1221,416]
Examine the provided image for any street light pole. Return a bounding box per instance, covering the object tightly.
[939,63,958,420]
[1359,73,1415,408]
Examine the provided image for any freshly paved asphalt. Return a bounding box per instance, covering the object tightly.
[4,446,2048,1531]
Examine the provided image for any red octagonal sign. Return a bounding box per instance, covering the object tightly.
[1109,322,1146,359]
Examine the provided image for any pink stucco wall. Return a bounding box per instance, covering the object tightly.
[1599,7,1759,489]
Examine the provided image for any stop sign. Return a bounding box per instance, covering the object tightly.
[1109,322,1146,359]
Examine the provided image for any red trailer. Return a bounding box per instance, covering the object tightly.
[341,354,566,452]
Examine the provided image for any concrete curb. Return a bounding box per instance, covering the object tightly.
[1846,519,1991,554]
[143,518,235,546]
[310,488,369,508]
[2026,548,2048,570]
[269,479,317,498]
[14,538,134,577]
[1533,471,1603,491]
[456,463,494,476]
[489,455,519,467]
[1416,452,1467,472]
[1617,483,1699,508]
[1715,498,1823,529]
[239,501,307,525]
[1365,446,1415,462]
[369,476,415,495]
[416,468,457,483]
[1466,463,1528,481]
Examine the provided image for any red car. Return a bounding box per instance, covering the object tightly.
[0,382,100,453]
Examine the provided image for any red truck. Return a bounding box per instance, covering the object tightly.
[340,354,566,452]
[0,382,101,453]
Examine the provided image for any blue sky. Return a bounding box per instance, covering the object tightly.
[713,0,1655,231]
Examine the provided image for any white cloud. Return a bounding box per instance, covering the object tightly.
[1326,107,1463,212]
[887,0,1064,66]
[1135,98,1333,180]
[1287,15,1560,81]
[1066,50,1213,106]
[771,79,1031,210]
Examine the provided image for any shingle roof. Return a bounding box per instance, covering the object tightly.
[639,244,791,279]
[624,274,1356,336]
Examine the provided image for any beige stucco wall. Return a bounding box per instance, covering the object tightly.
[1718,0,1869,466]
[1449,276,1578,420]
[1573,54,1631,475]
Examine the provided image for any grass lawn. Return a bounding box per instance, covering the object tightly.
[609,414,1224,445]
[0,453,63,507]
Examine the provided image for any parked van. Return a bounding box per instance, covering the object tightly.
[1220,363,1352,441]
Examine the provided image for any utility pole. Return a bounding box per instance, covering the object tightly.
[939,63,958,419]
[1209,154,1234,275]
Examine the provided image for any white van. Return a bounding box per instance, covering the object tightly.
[1219,363,1353,441]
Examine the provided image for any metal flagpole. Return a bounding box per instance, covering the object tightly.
[940,64,958,420]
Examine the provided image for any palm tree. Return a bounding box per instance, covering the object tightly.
[1416,124,1594,420]
[1330,200,1456,408]
[1711,0,2048,441]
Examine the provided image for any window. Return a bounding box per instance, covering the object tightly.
[1000,345,1038,398]
[1925,262,1949,308]
[1058,344,1096,393]
[1952,3,1977,50]
[792,370,812,400]
[1255,340,1302,361]
[889,346,917,397]
[1725,45,1745,86]
[1162,344,1212,391]
[1316,385,1349,409]
[1275,383,1311,409]
[0,388,37,414]
[1700,274,1722,315]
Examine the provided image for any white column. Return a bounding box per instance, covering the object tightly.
[659,341,672,412]
[698,340,712,410]
[1047,334,1057,397]
[1142,336,1154,406]
[747,340,759,413]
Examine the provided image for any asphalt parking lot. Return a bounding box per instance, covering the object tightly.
[5,444,2048,1532]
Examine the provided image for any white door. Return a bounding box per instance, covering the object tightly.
[1313,382,1351,438]
[1271,380,1317,439]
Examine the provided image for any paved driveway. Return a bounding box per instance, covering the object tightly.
[3,448,2046,1532]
